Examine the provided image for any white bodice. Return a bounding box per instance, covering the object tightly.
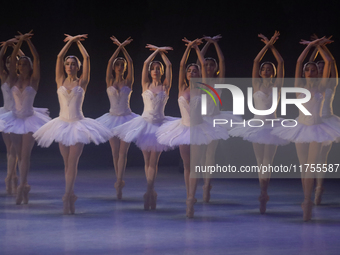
[297,92,323,125]
[107,86,132,116]
[322,88,334,117]
[141,90,168,123]
[253,90,277,120]
[178,96,190,126]
[178,96,203,127]
[58,86,85,122]
[1,82,14,111]
[12,86,36,118]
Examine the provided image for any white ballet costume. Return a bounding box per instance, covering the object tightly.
[33,86,112,147]
[229,90,289,145]
[202,88,243,130]
[96,86,139,131]
[156,96,229,146]
[0,85,50,134]
[112,89,178,152]
[272,92,340,143]
[321,88,340,142]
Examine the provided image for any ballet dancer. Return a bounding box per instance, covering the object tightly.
[113,44,175,210]
[230,31,286,213]
[308,35,339,205]
[272,37,340,221]
[157,38,228,217]
[33,34,112,214]
[0,39,25,195]
[96,36,138,200]
[199,34,241,203]
[0,32,50,205]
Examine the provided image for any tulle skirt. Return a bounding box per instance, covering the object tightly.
[322,115,340,143]
[112,116,179,152]
[229,118,290,145]
[33,117,113,147]
[156,119,229,147]
[0,108,50,134]
[271,118,340,144]
[96,112,139,130]
[203,111,243,130]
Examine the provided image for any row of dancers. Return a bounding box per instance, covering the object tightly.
[0,31,339,221]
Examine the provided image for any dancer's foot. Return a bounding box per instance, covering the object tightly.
[5,177,12,195]
[258,194,270,214]
[301,200,313,222]
[12,176,18,195]
[150,190,157,210]
[143,191,150,211]
[186,198,197,218]
[70,194,78,214]
[114,180,125,200]
[23,185,31,204]
[16,185,24,205]
[314,186,324,206]
[62,193,71,215]
[202,184,212,203]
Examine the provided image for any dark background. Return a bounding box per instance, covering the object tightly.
[0,0,339,169]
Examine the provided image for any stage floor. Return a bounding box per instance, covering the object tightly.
[1,157,340,255]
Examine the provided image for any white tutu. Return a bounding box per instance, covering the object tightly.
[156,96,229,146]
[322,115,340,143]
[33,117,113,147]
[0,107,8,115]
[113,116,178,151]
[156,119,229,146]
[96,112,139,131]
[272,119,340,144]
[229,118,289,145]
[203,111,243,130]
[0,110,51,134]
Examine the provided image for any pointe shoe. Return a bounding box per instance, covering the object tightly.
[314,187,324,206]
[16,185,24,205]
[70,194,78,214]
[143,191,151,211]
[23,185,31,204]
[301,200,314,222]
[12,176,18,195]
[5,177,12,195]
[258,194,270,214]
[62,193,71,215]
[186,198,197,218]
[150,190,157,210]
[114,180,125,200]
[203,184,212,203]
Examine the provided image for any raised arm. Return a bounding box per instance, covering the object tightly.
[120,38,134,88]
[56,34,78,86]
[193,43,206,79]
[320,44,337,82]
[0,40,16,82]
[106,36,122,87]
[179,38,198,92]
[9,35,26,85]
[265,33,284,87]
[76,40,90,89]
[159,49,172,93]
[295,38,324,87]
[179,42,191,92]
[210,35,225,78]
[142,45,160,91]
[252,32,276,91]
[316,39,333,91]
[25,37,40,90]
